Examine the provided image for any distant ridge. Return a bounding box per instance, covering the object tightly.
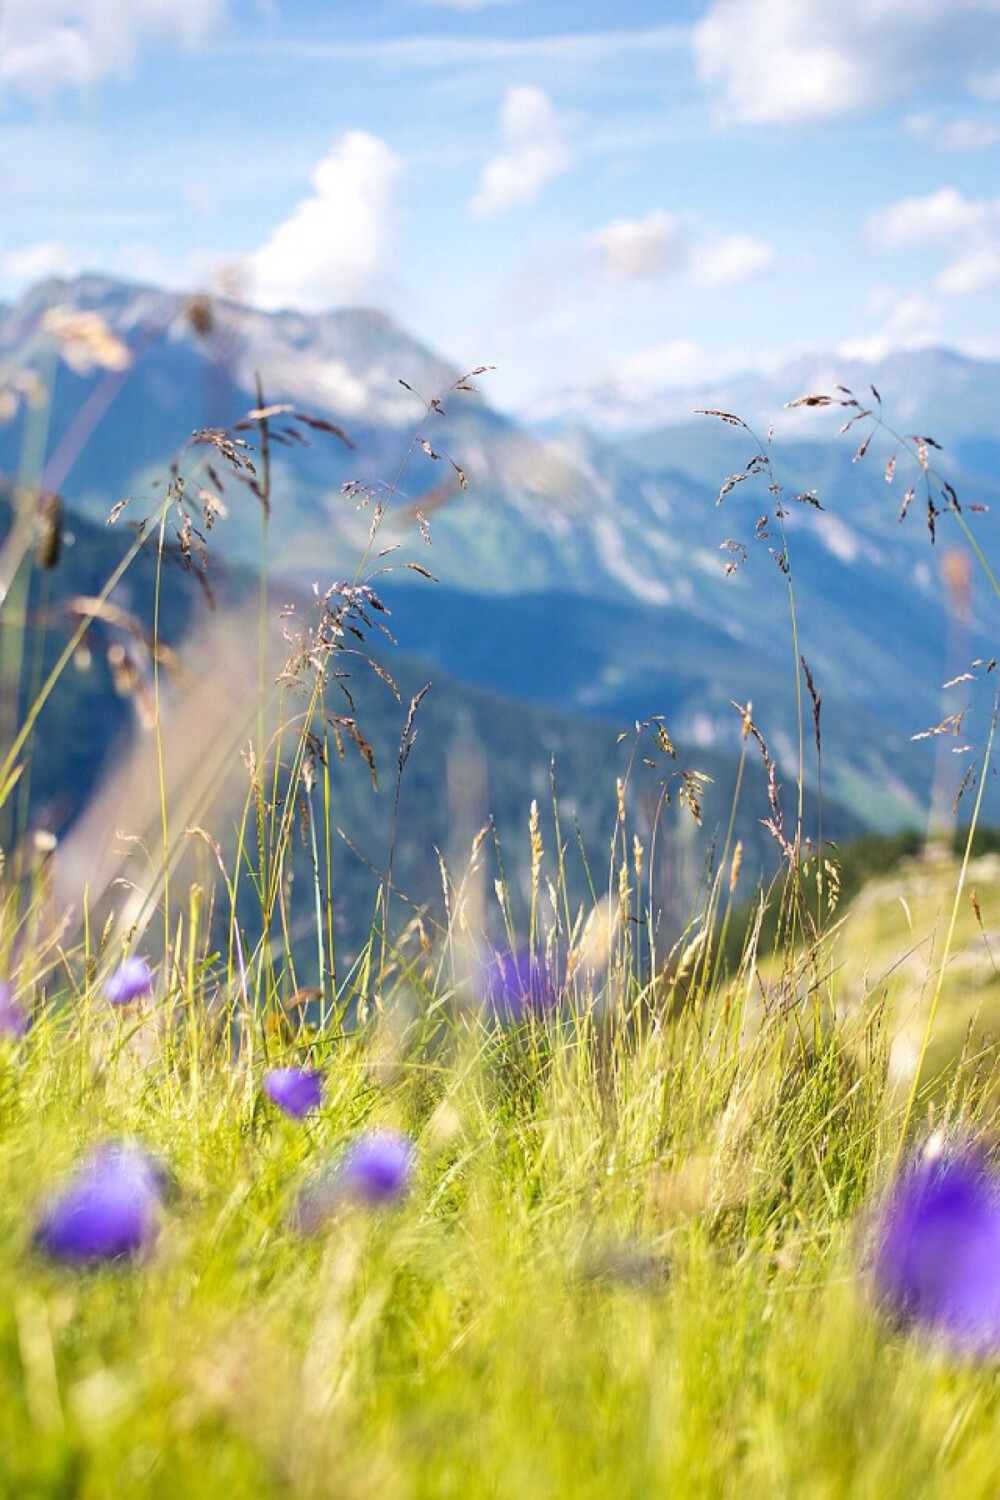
[527,344,1000,442]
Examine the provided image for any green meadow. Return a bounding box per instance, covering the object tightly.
[2,358,1000,1500]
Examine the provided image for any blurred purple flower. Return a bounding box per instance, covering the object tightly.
[105,956,153,1006]
[0,979,28,1039]
[482,947,557,1023]
[339,1129,415,1205]
[871,1149,1000,1352]
[263,1066,323,1119]
[34,1141,164,1263]
[292,1128,415,1231]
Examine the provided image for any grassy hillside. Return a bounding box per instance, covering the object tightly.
[831,841,1000,1091]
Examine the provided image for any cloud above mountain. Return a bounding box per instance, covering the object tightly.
[248,131,401,312]
[0,239,77,285]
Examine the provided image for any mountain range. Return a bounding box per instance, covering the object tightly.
[1,272,998,951]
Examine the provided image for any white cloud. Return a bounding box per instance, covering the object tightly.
[609,339,708,390]
[938,245,1000,293]
[693,0,1000,126]
[689,233,773,288]
[0,240,77,287]
[871,187,1000,295]
[873,187,991,247]
[906,112,1000,151]
[470,86,573,218]
[589,211,678,283]
[838,290,944,362]
[248,131,401,311]
[0,0,227,94]
[588,211,772,289]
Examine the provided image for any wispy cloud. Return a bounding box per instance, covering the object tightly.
[524,336,758,433]
[470,86,573,218]
[838,289,944,363]
[872,187,1000,295]
[905,112,1000,152]
[608,338,708,390]
[225,24,687,72]
[0,0,227,95]
[248,131,400,310]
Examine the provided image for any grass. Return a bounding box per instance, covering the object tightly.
[830,846,1000,1090]
[0,986,999,1497]
[2,300,1000,1496]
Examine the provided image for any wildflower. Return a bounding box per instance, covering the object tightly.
[871,1148,1000,1353]
[262,1066,323,1119]
[34,1142,164,1263]
[482,946,557,1023]
[292,1128,415,1231]
[0,980,28,1039]
[338,1129,415,1205]
[105,956,154,1006]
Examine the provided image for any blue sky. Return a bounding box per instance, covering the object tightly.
[1,0,1000,419]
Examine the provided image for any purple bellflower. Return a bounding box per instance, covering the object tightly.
[292,1128,415,1232]
[0,979,28,1039]
[871,1148,1000,1353]
[263,1066,323,1119]
[338,1129,415,1205]
[105,956,154,1006]
[34,1141,164,1263]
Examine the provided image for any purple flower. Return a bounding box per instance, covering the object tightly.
[34,1142,164,1263]
[338,1129,415,1205]
[263,1066,323,1119]
[292,1128,415,1231]
[482,947,557,1024]
[871,1149,1000,1352]
[105,956,153,1006]
[0,980,28,1039]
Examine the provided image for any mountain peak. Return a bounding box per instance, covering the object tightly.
[6,271,465,429]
